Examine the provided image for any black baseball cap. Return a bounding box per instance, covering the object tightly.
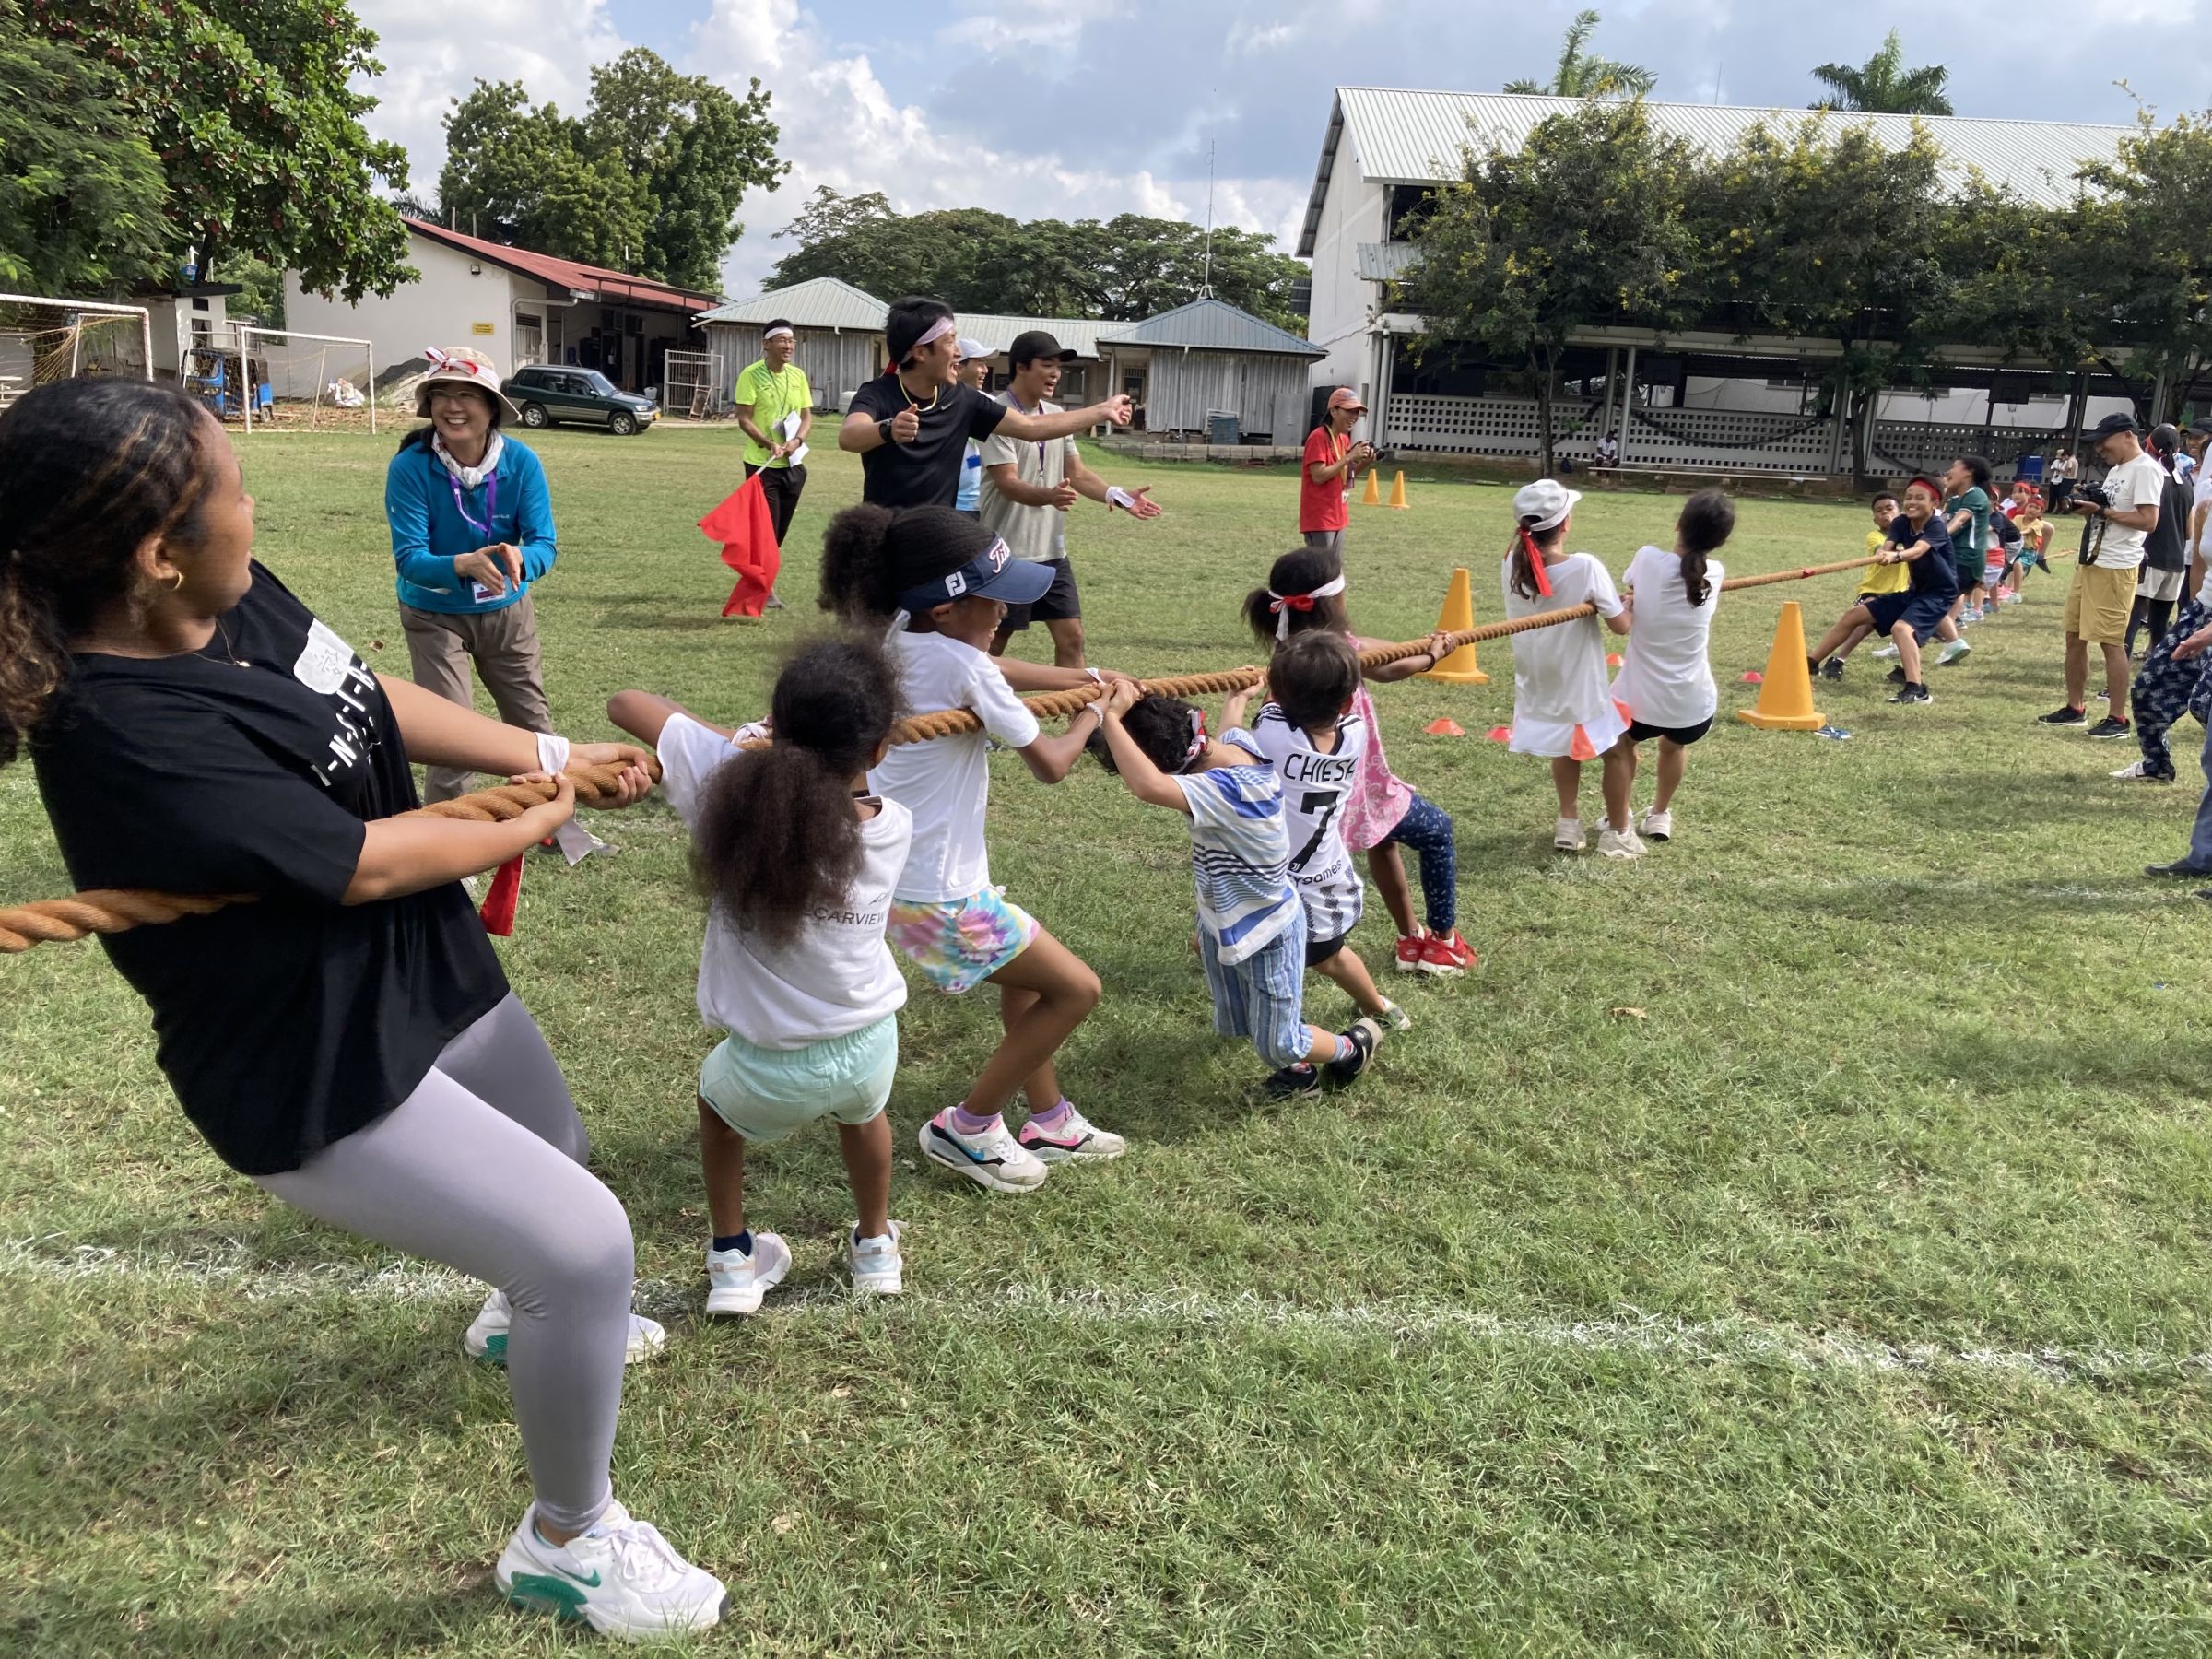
[2089,412,2139,441]
[2189,417,2212,437]
[1007,330,1077,368]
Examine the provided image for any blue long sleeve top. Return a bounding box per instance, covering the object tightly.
[384,434,559,615]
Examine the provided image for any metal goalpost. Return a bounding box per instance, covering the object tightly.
[234,324,377,435]
[0,295,154,408]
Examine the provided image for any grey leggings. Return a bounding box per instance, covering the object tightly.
[254,994,629,1535]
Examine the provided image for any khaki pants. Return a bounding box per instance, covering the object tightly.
[401,598,552,801]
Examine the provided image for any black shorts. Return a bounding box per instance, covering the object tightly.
[1625,715,1713,747]
[998,558,1080,629]
[2048,480,2075,509]
[1304,931,1347,968]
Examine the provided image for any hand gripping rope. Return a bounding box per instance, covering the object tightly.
[1,557,1877,955]
[0,757,655,954]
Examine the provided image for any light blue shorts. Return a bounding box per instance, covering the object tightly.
[1198,907,1311,1069]
[697,1015,899,1144]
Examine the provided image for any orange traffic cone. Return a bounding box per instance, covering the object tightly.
[1736,600,1824,731]
[1418,566,1489,686]
[1387,470,1410,510]
[1360,468,1382,507]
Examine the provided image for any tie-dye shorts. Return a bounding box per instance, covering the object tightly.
[887,887,1040,994]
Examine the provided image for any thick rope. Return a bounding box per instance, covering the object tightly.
[0,757,656,955]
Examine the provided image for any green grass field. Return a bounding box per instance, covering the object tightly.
[6,429,2211,1656]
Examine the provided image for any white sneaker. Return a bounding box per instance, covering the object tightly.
[1597,824,1646,860]
[918,1109,1050,1194]
[1935,639,1971,666]
[1375,998,1414,1032]
[849,1221,904,1295]
[1553,815,1585,853]
[704,1232,790,1317]
[2111,759,2174,782]
[497,1499,726,1641]
[465,1288,666,1365]
[1637,806,1673,842]
[1016,1102,1127,1162]
[1871,643,1900,659]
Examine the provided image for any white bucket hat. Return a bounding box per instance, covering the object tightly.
[1512,477,1581,530]
[414,346,523,424]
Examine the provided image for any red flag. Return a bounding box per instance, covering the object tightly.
[700,475,782,618]
[478,854,524,936]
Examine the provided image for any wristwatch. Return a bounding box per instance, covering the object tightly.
[877,417,896,443]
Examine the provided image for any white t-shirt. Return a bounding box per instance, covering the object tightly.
[1250,701,1367,942]
[1612,545,1724,729]
[656,714,912,1050]
[869,629,1041,903]
[1501,551,1626,756]
[2091,452,2164,571]
[978,394,1079,563]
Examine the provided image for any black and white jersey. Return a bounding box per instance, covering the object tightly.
[1250,701,1367,943]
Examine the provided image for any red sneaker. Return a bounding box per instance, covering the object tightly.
[1394,935,1426,973]
[1418,931,1477,976]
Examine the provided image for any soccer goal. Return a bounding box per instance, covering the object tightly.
[0,294,153,412]
[661,348,716,420]
[233,325,377,435]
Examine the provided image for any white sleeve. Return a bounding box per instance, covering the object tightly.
[1174,771,1232,831]
[1582,556,1625,618]
[654,712,744,830]
[2126,460,2165,512]
[970,659,1043,748]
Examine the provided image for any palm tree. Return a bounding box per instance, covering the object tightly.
[1809,29,1953,115]
[1503,9,1655,100]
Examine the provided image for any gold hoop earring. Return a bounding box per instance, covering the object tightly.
[167,571,184,593]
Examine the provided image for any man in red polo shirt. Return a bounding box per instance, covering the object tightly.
[1300,387,1375,553]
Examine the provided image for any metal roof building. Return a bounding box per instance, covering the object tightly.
[695,276,888,332]
[1095,299,1326,444]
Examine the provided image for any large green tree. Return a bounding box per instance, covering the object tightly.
[1402,100,1700,470]
[1809,29,1953,116]
[1502,10,1655,100]
[25,0,413,300]
[0,1,170,294]
[436,49,783,292]
[767,188,1309,331]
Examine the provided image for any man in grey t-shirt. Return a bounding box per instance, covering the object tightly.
[980,329,1162,670]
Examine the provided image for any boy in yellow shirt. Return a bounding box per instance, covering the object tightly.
[1818,493,1905,679]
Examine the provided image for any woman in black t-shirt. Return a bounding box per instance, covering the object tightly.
[0,381,726,1641]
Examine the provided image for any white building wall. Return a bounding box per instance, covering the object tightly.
[1306,139,1386,397]
[285,237,535,388]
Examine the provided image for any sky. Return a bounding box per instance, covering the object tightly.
[350,0,2211,297]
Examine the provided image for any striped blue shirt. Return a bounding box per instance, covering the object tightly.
[1173,731,1299,965]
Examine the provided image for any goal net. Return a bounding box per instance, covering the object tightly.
[234,325,377,435]
[661,348,715,419]
[0,294,151,411]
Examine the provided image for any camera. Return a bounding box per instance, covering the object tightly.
[2074,481,2111,510]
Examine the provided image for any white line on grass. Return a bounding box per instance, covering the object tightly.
[7,1235,2206,1385]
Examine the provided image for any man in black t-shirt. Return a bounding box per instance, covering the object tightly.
[841,295,1134,508]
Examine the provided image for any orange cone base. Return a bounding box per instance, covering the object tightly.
[1419,565,1487,683]
[1735,600,1824,731]
[1421,666,1490,685]
[1736,708,1825,731]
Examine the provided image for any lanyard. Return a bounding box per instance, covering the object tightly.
[1005,391,1047,469]
[444,465,498,538]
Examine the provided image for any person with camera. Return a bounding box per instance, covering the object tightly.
[1300,388,1375,556]
[2039,413,2161,737]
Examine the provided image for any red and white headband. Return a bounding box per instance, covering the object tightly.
[1265,573,1347,640]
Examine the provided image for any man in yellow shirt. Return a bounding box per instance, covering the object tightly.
[733,322,814,607]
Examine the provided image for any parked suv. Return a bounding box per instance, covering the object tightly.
[501,365,658,435]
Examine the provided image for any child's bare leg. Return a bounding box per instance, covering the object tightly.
[1600,739,1635,831]
[698,1096,747,1240]
[1834,621,1873,658]
[1367,843,1419,938]
[1653,738,1688,812]
[1311,945,1390,1019]
[838,1114,893,1239]
[1808,606,1872,661]
[969,930,1100,1119]
[1894,622,1924,682]
[1549,756,1583,817]
[1296,1025,1347,1063]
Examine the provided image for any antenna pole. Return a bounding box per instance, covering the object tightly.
[1201,137,1217,299]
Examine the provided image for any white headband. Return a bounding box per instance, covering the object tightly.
[1265,573,1348,640]
[763,324,794,342]
[911,316,957,353]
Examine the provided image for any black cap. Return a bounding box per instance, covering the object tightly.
[2189,417,2212,437]
[2089,412,2138,441]
[1007,329,1077,368]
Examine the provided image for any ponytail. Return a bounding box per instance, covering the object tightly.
[1508,520,1557,600]
[691,635,899,945]
[1674,488,1735,608]
[818,503,900,623]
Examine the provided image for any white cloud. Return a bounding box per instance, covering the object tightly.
[691,0,1306,298]
[937,0,1119,54]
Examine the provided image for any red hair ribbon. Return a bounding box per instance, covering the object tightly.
[478,853,524,936]
[1181,708,1209,771]
[1520,525,1554,597]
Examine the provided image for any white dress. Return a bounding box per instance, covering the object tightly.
[1500,551,1628,759]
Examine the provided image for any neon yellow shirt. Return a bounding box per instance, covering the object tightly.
[1860,527,1909,594]
[734,360,813,469]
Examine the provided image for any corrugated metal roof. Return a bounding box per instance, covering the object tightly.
[1355,242,1419,282]
[1299,88,2134,254]
[1097,298,1324,357]
[949,312,1124,359]
[696,276,888,330]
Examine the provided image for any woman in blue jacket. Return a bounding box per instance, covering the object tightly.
[386,347,561,801]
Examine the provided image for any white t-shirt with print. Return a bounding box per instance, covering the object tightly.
[1611,545,1724,729]
[1501,551,1626,757]
[657,714,912,1050]
[1250,702,1367,943]
[2091,452,2165,571]
[869,629,1042,903]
